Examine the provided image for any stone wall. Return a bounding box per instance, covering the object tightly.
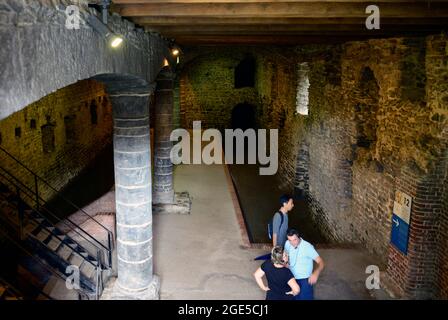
[0,79,112,202]
[440,152,448,298]
[178,34,448,298]
[0,0,170,121]
[180,48,260,131]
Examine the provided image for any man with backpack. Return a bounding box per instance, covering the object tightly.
[270,194,294,248]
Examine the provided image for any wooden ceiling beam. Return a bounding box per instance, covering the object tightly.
[170,34,379,45]
[114,2,448,18]
[143,25,445,34]
[132,17,448,26]
[112,0,448,3]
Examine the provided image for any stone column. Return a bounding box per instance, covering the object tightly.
[106,79,159,299]
[153,67,175,204]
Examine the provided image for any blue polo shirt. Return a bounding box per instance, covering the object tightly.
[284,238,319,280]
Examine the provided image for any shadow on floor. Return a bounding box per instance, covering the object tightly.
[227,163,327,244]
[44,144,114,220]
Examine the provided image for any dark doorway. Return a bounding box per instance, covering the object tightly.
[231,102,257,130]
[227,102,327,244]
[234,55,256,88]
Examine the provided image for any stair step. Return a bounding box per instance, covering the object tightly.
[69,253,84,267]
[35,229,51,242]
[53,228,64,235]
[65,240,78,251]
[34,217,44,224]
[56,244,73,261]
[23,222,39,236]
[81,262,97,279]
[47,236,62,251]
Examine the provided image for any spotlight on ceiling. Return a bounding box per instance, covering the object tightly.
[87,14,124,49]
[110,36,123,48]
[169,42,182,57]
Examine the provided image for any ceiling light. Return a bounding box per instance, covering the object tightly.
[87,14,124,49]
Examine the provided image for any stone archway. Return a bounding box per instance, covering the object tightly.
[231,102,257,130]
[0,0,171,122]
[0,0,175,300]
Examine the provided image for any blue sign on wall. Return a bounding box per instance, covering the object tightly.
[390,214,410,255]
[390,191,412,255]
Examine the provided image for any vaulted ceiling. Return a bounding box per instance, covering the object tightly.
[110,0,448,45]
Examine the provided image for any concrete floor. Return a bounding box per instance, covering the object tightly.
[49,162,392,300]
[228,163,326,244]
[152,163,391,300]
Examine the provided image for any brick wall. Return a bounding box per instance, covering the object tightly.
[440,151,448,298]
[0,79,113,203]
[180,49,260,131]
[178,35,448,298]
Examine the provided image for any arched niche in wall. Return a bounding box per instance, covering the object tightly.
[231,102,257,131]
[354,67,380,159]
[234,55,256,89]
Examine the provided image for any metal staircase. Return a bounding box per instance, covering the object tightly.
[0,146,114,300]
[0,278,23,300]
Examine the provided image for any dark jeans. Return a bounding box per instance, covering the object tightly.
[294,278,314,300]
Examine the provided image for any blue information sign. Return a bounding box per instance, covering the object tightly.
[390,213,410,254]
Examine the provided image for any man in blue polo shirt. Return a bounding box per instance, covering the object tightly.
[284,228,324,300]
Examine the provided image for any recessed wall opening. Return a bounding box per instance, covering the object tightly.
[296,62,310,115]
[41,124,55,153]
[234,55,256,88]
[64,115,76,144]
[231,102,257,131]
[355,67,379,151]
[14,127,21,138]
[90,100,98,125]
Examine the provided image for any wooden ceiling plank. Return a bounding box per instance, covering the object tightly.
[132,16,448,26]
[113,0,448,3]
[115,3,448,18]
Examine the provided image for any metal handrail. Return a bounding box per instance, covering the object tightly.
[0,182,99,270]
[0,225,91,300]
[0,166,112,268]
[0,147,114,267]
[0,146,113,243]
[0,278,24,300]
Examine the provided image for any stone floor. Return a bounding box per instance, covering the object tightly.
[152,164,392,300]
[51,162,393,300]
[227,163,327,244]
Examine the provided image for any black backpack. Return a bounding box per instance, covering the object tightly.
[268,212,284,240]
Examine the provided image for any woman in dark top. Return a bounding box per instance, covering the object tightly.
[253,246,300,300]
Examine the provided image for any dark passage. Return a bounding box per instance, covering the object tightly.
[45,144,114,220]
[231,103,257,131]
[227,104,327,244]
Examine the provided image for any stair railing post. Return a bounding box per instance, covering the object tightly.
[95,249,102,300]
[107,230,112,269]
[16,187,24,240]
[34,175,39,210]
